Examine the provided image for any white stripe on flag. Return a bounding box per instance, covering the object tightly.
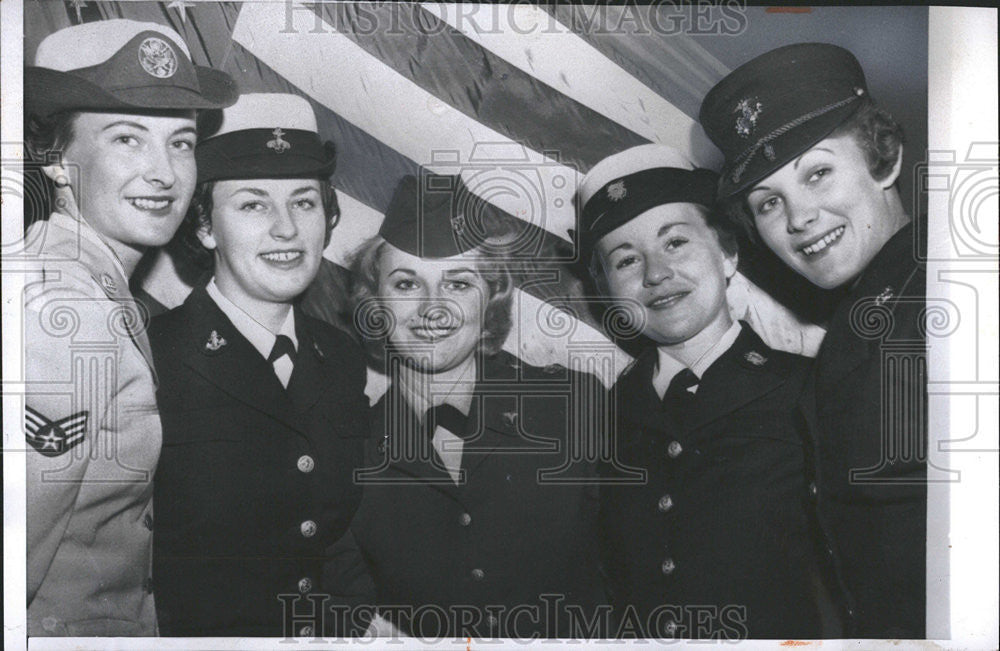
[234,2,581,242]
[422,3,723,168]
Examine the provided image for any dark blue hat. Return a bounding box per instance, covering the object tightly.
[380,173,496,259]
[699,43,870,197]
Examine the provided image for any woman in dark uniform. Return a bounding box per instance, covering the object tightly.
[348,173,607,639]
[700,43,927,638]
[149,93,371,637]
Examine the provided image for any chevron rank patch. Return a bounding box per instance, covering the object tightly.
[25,406,89,457]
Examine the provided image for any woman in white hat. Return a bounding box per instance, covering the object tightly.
[21,19,236,637]
[148,93,371,637]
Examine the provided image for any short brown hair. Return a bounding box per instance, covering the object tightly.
[174,178,341,269]
[723,102,905,241]
[349,235,514,368]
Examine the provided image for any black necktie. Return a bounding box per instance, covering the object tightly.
[662,368,698,409]
[425,403,469,440]
[267,334,297,364]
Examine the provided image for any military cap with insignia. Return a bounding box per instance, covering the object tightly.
[26,19,237,117]
[195,93,336,183]
[699,42,870,197]
[380,172,498,259]
[575,144,719,261]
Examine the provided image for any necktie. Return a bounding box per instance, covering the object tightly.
[662,368,698,409]
[267,334,297,364]
[425,403,469,440]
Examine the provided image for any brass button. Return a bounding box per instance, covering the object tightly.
[667,441,683,458]
[298,577,313,593]
[808,481,818,497]
[657,494,673,512]
[459,513,472,527]
[300,520,317,538]
[471,568,485,581]
[297,455,315,473]
[298,624,313,637]
[661,558,676,575]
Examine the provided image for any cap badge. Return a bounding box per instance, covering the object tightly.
[205,330,228,352]
[606,179,627,202]
[744,351,767,366]
[874,285,895,306]
[137,37,178,79]
[267,128,291,154]
[734,97,763,138]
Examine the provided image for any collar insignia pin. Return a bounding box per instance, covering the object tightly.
[734,97,763,138]
[502,411,518,429]
[451,214,466,234]
[99,273,117,293]
[875,286,894,306]
[312,341,325,360]
[744,351,767,366]
[267,128,291,154]
[205,330,227,352]
[138,37,178,79]
[607,179,627,202]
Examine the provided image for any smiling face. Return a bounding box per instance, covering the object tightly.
[746,133,904,289]
[57,111,197,259]
[596,203,737,347]
[200,178,328,311]
[377,243,488,373]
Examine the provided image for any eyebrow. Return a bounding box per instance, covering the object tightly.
[793,146,833,170]
[101,121,149,133]
[388,268,416,277]
[290,185,321,196]
[443,267,477,276]
[172,126,197,138]
[228,187,270,198]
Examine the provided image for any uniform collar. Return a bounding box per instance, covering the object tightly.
[396,355,477,420]
[205,278,297,362]
[653,320,742,398]
[47,211,130,280]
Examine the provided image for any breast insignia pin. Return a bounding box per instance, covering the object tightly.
[205,330,227,352]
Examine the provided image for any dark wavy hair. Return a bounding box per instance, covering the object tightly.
[349,235,514,369]
[174,178,340,269]
[722,101,906,241]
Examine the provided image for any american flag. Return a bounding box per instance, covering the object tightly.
[24,1,929,392]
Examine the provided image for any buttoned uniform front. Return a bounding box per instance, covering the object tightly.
[148,286,372,636]
[600,324,823,639]
[23,212,160,636]
[351,351,608,638]
[801,221,927,638]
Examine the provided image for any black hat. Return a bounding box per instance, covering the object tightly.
[575,144,719,261]
[380,173,496,259]
[699,43,869,197]
[195,93,336,184]
[26,19,237,117]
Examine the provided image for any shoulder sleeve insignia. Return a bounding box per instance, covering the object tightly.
[25,406,89,457]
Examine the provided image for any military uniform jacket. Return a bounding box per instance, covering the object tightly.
[802,222,927,638]
[148,286,372,636]
[351,351,608,638]
[600,324,822,639]
[23,212,159,636]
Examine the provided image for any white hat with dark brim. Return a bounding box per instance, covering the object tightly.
[574,144,719,260]
[195,93,336,184]
[26,19,237,117]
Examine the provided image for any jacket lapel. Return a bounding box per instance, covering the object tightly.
[371,386,457,488]
[687,325,788,432]
[285,310,325,413]
[178,287,297,431]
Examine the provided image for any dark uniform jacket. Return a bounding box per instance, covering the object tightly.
[802,222,927,638]
[351,351,608,638]
[600,324,823,639]
[149,286,372,637]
